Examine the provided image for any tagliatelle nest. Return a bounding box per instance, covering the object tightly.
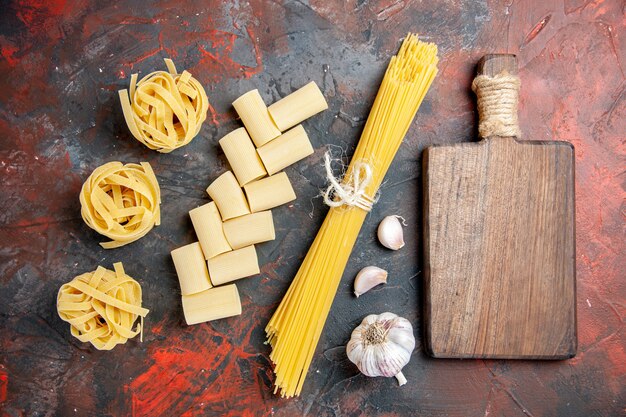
[118,58,209,153]
[79,161,161,249]
[57,263,149,350]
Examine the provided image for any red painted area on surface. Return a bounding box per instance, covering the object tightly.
[0,368,7,403]
[78,2,266,84]
[604,336,626,389]
[126,307,275,417]
[13,216,59,230]
[520,14,552,49]
[194,26,263,83]
[0,109,79,283]
[128,48,164,69]
[0,46,57,115]
[207,103,220,126]
[1,0,624,416]
[0,42,20,67]
[150,319,165,336]
[15,0,68,40]
[76,1,271,128]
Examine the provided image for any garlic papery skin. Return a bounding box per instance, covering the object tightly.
[377,215,406,250]
[354,266,388,297]
[346,312,415,386]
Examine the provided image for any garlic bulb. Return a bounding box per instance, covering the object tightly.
[354,266,388,297]
[377,215,406,250]
[346,312,415,386]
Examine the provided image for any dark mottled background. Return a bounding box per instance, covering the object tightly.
[0,0,624,416]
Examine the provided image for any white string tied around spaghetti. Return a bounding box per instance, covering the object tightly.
[471,71,521,138]
[322,152,376,212]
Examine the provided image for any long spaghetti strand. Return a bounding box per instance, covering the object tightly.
[266,34,438,397]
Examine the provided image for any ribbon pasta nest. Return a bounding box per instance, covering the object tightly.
[57,262,149,350]
[80,161,161,249]
[119,58,209,152]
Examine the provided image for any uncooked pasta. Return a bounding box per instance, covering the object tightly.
[79,161,161,249]
[265,33,438,397]
[119,59,209,152]
[57,262,149,350]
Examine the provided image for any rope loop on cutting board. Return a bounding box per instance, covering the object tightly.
[472,72,521,138]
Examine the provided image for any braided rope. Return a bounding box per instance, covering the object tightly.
[472,72,521,138]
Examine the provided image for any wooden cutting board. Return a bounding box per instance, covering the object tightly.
[423,54,576,359]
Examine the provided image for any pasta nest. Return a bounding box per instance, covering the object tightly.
[80,161,161,249]
[57,263,149,351]
[119,58,209,153]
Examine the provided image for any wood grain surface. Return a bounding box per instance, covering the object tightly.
[423,54,577,358]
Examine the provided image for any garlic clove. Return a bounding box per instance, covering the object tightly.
[346,312,415,387]
[354,266,388,297]
[395,372,407,386]
[377,215,406,250]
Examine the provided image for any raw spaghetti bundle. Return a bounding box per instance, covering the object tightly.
[119,59,209,152]
[265,33,438,397]
[57,262,149,350]
[80,161,161,249]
